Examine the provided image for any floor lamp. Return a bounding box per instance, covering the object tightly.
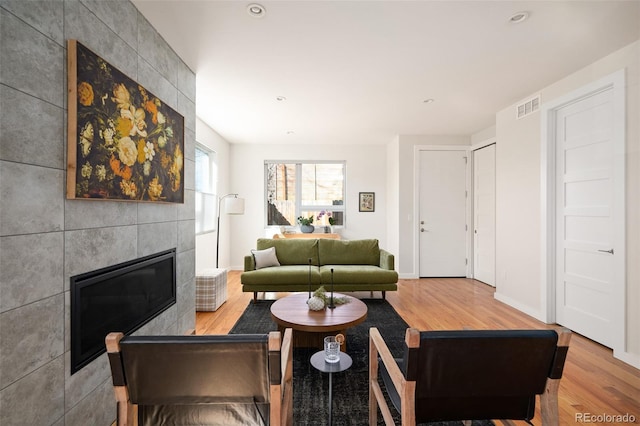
[216,193,245,268]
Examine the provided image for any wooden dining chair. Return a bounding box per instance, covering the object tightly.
[106,328,293,426]
[369,327,571,426]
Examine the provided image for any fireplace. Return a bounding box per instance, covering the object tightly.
[70,249,176,374]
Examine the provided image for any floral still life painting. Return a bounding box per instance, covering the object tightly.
[67,40,184,203]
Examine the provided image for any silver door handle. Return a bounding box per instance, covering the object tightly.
[598,249,614,254]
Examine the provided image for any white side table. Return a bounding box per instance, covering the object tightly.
[195,268,227,311]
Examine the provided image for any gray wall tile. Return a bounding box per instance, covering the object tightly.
[65,0,137,80]
[184,158,195,191]
[65,379,115,426]
[0,85,65,168]
[178,309,196,335]
[177,277,196,321]
[0,8,64,106]
[0,0,65,45]
[178,219,196,252]
[138,56,178,111]
[0,356,65,426]
[177,248,195,286]
[0,232,64,313]
[64,350,110,411]
[0,295,64,388]
[137,221,177,257]
[0,161,64,236]
[135,304,177,335]
[184,126,196,161]
[80,0,138,50]
[178,189,196,221]
[178,90,196,132]
[137,13,178,86]
[64,226,138,285]
[137,201,178,224]
[178,60,196,103]
[65,199,138,230]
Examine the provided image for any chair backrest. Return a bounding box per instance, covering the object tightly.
[108,332,287,425]
[403,329,566,423]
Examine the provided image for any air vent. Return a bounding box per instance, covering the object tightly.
[516,95,540,119]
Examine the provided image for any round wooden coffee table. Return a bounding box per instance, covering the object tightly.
[270,293,367,350]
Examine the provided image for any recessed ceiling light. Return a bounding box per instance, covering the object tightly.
[423,98,435,104]
[247,3,266,18]
[276,96,287,101]
[509,11,529,24]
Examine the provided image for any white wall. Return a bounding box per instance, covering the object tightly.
[495,40,640,365]
[195,118,232,270]
[228,143,389,270]
[386,136,401,263]
[471,125,496,146]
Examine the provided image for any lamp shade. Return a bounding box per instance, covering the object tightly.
[224,197,245,215]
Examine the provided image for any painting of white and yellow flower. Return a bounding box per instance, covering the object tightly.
[67,40,185,203]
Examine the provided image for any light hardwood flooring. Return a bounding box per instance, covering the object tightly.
[197,271,640,426]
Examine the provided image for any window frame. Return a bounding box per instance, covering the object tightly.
[195,144,217,235]
[264,160,346,229]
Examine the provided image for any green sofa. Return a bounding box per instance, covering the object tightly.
[241,238,398,301]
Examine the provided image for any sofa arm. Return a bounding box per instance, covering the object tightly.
[379,249,395,270]
[244,255,256,271]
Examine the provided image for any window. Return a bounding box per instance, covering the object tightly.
[265,161,345,227]
[195,145,217,234]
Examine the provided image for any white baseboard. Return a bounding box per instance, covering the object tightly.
[614,349,640,370]
[494,291,546,323]
[398,273,418,279]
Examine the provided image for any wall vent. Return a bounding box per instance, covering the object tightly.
[516,95,540,119]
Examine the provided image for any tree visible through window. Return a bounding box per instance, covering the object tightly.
[265,161,345,227]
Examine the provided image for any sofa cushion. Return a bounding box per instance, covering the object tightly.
[251,247,280,269]
[320,265,398,284]
[318,239,380,266]
[257,238,319,266]
[241,265,321,285]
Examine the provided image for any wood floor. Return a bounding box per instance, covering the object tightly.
[197,271,640,425]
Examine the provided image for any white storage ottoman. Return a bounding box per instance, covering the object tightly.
[196,268,227,311]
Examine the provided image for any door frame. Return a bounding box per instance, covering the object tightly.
[540,70,626,355]
[413,145,472,279]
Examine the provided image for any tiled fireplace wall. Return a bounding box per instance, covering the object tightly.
[0,1,196,424]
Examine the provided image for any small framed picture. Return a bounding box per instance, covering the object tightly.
[359,192,375,212]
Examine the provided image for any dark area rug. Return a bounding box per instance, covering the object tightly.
[230,298,493,426]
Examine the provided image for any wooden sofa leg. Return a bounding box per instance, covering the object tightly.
[253,292,258,303]
[382,291,386,300]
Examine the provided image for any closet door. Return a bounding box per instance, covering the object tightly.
[473,144,496,286]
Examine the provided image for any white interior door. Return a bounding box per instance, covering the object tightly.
[473,144,496,286]
[555,87,621,349]
[419,150,467,277]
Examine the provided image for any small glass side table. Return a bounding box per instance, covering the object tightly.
[310,351,352,425]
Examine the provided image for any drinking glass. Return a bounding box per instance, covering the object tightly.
[324,336,340,363]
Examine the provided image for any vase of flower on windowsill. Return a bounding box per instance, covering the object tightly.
[297,215,315,233]
[317,210,336,233]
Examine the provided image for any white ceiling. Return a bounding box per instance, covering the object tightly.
[132,0,640,145]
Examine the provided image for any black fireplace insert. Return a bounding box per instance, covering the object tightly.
[70,249,176,374]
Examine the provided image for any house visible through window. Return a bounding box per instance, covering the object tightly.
[195,145,217,234]
[265,161,345,227]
